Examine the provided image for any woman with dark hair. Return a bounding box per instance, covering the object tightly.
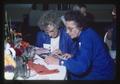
[44,10,115,80]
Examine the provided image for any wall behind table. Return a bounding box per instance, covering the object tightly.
[5,4,114,45]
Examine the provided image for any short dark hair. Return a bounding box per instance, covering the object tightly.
[64,10,86,28]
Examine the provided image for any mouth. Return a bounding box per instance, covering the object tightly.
[52,36,57,38]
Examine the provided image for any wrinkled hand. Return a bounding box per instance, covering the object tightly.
[52,49,72,60]
[52,49,62,56]
[44,56,59,65]
[62,53,72,59]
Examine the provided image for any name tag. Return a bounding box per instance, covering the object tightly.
[43,44,51,50]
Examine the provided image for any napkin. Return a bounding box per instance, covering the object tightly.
[27,60,59,75]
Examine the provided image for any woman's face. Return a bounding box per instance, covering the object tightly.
[80,7,87,14]
[45,24,58,38]
[65,21,81,39]
[112,8,116,20]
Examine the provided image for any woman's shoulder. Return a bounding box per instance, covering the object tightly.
[37,31,46,35]
[80,27,100,40]
[82,27,96,35]
[37,31,49,38]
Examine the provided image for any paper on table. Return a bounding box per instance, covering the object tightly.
[26,54,67,80]
[34,48,49,54]
[27,60,59,75]
[43,44,51,50]
[27,65,66,80]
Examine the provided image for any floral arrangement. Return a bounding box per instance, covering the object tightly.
[4,38,30,80]
[14,40,30,56]
[4,48,16,80]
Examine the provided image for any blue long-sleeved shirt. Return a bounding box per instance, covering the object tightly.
[35,27,77,54]
[63,28,115,80]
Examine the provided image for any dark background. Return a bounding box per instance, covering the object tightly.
[4,4,114,45]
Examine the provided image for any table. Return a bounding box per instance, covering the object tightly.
[15,46,67,80]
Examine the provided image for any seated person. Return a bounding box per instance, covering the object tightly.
[35,10,77,59]
[44,10,115,80]
[79,4,95,24]
[104,6,116,60]
[104,27,113,50]
[73,4,95,27]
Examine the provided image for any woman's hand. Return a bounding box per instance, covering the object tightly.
[52,49,62,56]
[62,53,72,59]
[52,49,72,60]
[44,56,59,65]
